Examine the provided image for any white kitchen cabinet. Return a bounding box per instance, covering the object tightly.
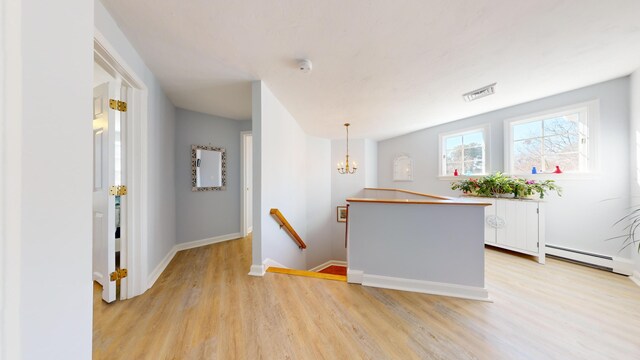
[482,197,545,264]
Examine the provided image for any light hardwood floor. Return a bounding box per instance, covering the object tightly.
[94,235,640,359]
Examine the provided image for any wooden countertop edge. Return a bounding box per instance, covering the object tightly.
[346,198,491,206]
[364,187,451,200]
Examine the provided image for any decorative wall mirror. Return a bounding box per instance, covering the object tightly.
[393,154,414,181]
[192,145,227,191]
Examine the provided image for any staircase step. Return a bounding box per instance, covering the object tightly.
[266,267,347,282]
[318,265,347,276]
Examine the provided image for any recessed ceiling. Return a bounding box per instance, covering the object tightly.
[101,0,640,140]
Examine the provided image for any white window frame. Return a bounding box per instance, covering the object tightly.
[504,100,599,176]
[438,124,491,178]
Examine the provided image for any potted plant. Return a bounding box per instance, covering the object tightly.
[526,179,562,199]
[450,178,480,195]
[610,208,640,253]
[451,173,562,199]
[477,172,514,197]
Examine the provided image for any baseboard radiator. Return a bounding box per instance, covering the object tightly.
[545,244,633,275]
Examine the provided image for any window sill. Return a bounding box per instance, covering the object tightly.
[440,173,600,181]
[504,172,600,181]
[438,174,489,181]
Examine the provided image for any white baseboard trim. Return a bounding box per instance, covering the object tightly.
[147,247,177,290]
[546,244,634,275]
[631,271,640,287]
[308,260,348,272]
[347,269,364,284]
[176,232,242,252]
[248,264,266,277]
[263,258,287,269]
[348,269,490,302]
[147,232,241,289]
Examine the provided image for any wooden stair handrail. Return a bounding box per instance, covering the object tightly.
[269,208,307,249]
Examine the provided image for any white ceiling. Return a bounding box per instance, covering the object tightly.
[102,0,640,140]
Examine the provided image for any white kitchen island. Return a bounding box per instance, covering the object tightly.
[346,188,491,301]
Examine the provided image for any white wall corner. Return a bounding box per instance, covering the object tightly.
[248,264,266,277]
[263,258,288,269]
[147,247,178,290]
[631,270,640,287]
[347,269,364,284]
[362,273,491,302]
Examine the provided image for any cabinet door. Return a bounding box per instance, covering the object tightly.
[496,200,539,252]
[483,199,497,244]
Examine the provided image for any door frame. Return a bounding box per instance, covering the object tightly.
[94,29,149,299]
[240,131,252,237]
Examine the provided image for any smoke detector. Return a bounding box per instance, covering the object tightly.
[463,83,496,102]
[297,59,312,73]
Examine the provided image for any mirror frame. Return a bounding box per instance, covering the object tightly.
[191,144,227,191]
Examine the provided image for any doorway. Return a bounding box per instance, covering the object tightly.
[93,32,149,300]
[92,61,121,302]
[241,132,253,237]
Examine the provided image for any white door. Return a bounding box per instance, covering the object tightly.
[483,198,496,244]
[246,134,253,232]
[496,200,539,253]
[92,81,117,303]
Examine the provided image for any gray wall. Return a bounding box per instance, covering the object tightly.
[305,136,334,269]
[175,108,251,243]
[348,202,486,287]
[95,1,178,285]
[378,77,631,259]
[631,70,640,274]
[253,81,310,270]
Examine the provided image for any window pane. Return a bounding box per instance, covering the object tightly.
[513,120,542,141]
[445,136,462,151]
[463,160,484,175]
[513,138,542,173]
[441,129,485,176]
[544,134,579,154]
[544,152,579,172]
[445,148,462,175]
[543,114,579,136]
[464,146,483,162]
[446,161,461,175]
[509,103,593,174]
[446,148,462,164]
[463,131,484,147]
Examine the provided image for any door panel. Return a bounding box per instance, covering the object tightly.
[247,135,253,231]
[496,200,539,253]
[483,199,496,244]
[524,202,539,252]
[92,81,117,303]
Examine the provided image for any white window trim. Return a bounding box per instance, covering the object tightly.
[504,99,600,176]
[438,124,491,178]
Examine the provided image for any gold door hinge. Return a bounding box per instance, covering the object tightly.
[110,268,128,282]
[109,99,127,112]
[109,185,128,196]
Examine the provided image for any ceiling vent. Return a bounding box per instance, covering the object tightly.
[463,83,496,102]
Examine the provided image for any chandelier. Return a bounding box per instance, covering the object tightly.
[337,123,357,174]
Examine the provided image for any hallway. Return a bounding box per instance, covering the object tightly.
[93,235,640,359]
